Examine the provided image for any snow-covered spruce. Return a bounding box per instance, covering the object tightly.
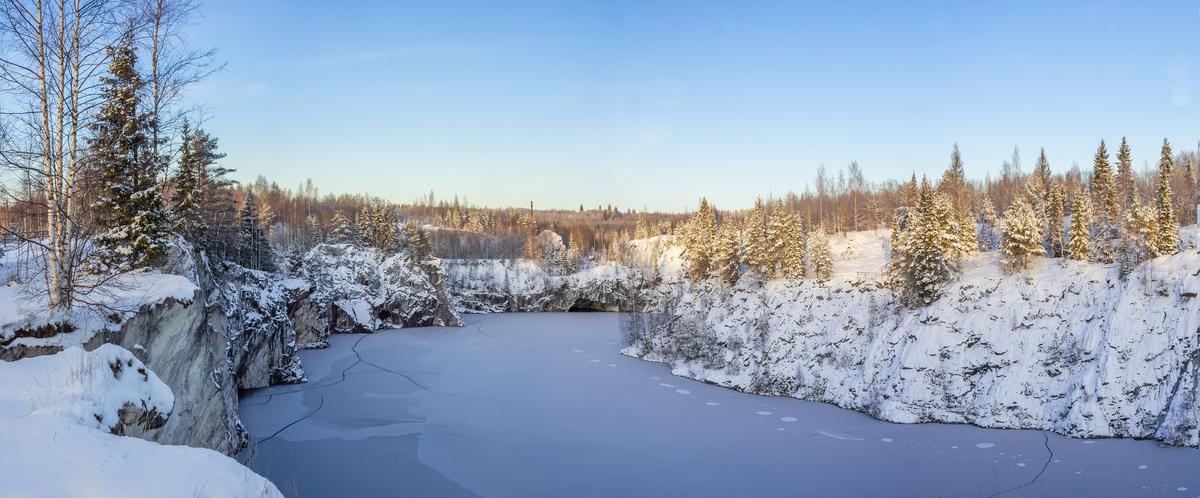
[0,345,281,497]
[624,250,1200,447]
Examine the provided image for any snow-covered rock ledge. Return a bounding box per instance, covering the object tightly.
[624,252,1200,447]
[0,344,281,497]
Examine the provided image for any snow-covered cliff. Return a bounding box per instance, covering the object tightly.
[624,248,1200,447]
[440,235,685,313]
[288,243,462,347]
[0,344,281,497]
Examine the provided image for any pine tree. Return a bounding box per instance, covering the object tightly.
[709,221,741,285]
[1117,137,1136,210]
[327,211,354,244]
[91,31,169,268]
[683,198,717,282]
[1045,182,1066,257]
[1066,192,1091,261]
[808,224,833,281]
[1153,138,1180,256]
[236,194,276,271]
[1000,197,1044,272]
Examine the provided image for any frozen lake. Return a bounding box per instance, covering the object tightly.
[239,313,1200,497]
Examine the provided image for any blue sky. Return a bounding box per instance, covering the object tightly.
[186,0,1198,211]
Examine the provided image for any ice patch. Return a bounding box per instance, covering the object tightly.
[1137,465,1148,470]
[571,349,583,353]
[816,430,864,441]
[1178,487,1188,492]
[1017,463,1026,467]
[589,359,601,363]
[705,401,720,406]
[362,392,405,399]
[780,416,797,423]
[776,428,786,431]
[755,411,773,416]
[675,389,691,395]
[881,438,894,443]
[1082,441,1095,445]
[974,443,995,449]
[658,383,675,388]
[607,364,616,367]
[650,376,661,381]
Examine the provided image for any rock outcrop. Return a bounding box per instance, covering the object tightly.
[440,259,651,313]
[290,244,461,346]
[625,253,1200,447]
[83,248,306,454]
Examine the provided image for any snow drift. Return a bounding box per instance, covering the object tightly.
[0,344,281,497]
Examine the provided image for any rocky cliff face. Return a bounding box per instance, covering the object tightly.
[440,259,653,313]
[288,244,462,347]
[84,249,306,454]
[624,253,1200,447]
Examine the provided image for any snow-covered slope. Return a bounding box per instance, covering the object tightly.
[0,344,281,497]
[624,244,1200,447]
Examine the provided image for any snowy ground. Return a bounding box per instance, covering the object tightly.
[0,345,281,497]
[239,314,1200,497]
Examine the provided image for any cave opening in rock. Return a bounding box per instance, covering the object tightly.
[377,310,392,321]
[568,300,610,312]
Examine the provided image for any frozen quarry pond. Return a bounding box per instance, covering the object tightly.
[239,313,1200,497]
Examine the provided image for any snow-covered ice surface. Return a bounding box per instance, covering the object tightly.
[239,313,1200,497]
[0,345,281,497]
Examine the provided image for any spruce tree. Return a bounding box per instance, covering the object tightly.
[91,31,169,268]
[328,211,354,244]
[1153,139,1180,256]
[1027,148,1053,204]
[171,121,203,242]
[373,203,397,250]
[780,211,806,279]
[1090,139,1121,262]
[709,221,741,285]
[1066,192,1092,261]
[766,201,792,276]
[1045,182,1066,257]
[1091,139,1120,224]
[683,198,717,282]
[402,220,432,260]
[895,179,956,303]
[303,215,325,249]
[1000,197,1044,272]
[743,200,771,276]
[808,224,833,281]
[1117,137,1136,210]
[1118,202,1158,275]
[355,205,374,247]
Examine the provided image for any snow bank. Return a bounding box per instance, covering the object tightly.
[0,345,281,497]
[625,248,1200,447]
[0,270,198,354]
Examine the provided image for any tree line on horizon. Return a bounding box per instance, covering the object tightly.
[676,139,1193,307]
